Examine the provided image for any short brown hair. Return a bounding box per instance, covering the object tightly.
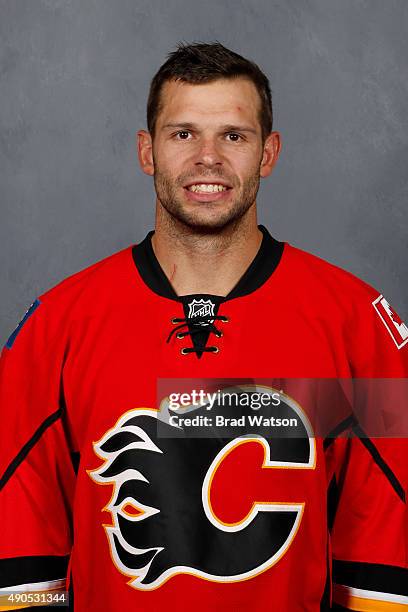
[147,42,273,141]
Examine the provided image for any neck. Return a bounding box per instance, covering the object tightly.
[151,202,263,296]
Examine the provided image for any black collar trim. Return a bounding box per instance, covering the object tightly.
[132,225,284,301]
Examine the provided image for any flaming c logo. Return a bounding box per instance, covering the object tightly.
[89,386,316,590]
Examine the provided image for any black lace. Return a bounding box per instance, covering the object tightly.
[167,314,228,354]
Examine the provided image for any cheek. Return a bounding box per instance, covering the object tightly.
[230,154,261,180]
[222,143,262,166]
[155,144,190,171]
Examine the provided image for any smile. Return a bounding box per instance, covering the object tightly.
[187,184,228,193]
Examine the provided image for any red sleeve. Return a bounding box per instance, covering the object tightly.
[329,291,408,610]
[0,299,75,609]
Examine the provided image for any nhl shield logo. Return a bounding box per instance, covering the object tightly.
[188,299,215,325]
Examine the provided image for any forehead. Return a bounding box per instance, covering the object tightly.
[157,78,262,129]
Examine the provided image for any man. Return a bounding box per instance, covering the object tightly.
[0,42,407,611]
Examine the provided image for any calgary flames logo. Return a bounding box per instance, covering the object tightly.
[89,387,315,590]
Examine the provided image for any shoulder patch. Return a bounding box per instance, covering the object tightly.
[372,295,408,349]
[5,299,41,349]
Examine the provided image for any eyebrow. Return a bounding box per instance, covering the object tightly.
[162,122,258,135]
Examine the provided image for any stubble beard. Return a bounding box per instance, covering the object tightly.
[153,167,261,233]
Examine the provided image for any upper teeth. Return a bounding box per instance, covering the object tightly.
[188,184,227,193]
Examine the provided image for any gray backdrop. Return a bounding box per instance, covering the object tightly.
[1,0,407,344]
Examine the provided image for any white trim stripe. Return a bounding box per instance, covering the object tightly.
[335,583,408,606]
[0,578,66,593]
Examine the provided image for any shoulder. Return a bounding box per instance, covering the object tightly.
[4,246,135,351]
[281,243,408,366]
[282,242,379,305]
[38,245,135,314]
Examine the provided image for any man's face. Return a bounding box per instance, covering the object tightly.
[145,78,274,232]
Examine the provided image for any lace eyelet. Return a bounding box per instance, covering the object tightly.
[210,346,220,354]
[216,331,223,338]
[171,317,180,324]
[221,316,229,323]
[176,332,185,339]
[181,348,189,355]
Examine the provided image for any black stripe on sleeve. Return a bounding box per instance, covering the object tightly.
[319,540,331,611]
[323,414,357,450]
[0,555,70,589]
[333,559,408,597]
[323,417,405,503]
[352,423,405,503]
[70,451,80,475]
[327,475,340,532]
[0,408,62,492]
[68,570,74,611]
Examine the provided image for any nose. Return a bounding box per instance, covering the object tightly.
[194,137,223,168]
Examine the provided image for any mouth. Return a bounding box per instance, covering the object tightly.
[183,181,233,202]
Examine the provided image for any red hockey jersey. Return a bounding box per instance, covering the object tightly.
[0,226,407,611]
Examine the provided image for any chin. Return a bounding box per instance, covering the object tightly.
[159,195,250,233]
[178,211,245,234]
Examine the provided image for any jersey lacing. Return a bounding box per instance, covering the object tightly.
[166,315,229,355]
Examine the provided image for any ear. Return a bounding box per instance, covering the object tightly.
[260,131,282,178]
[137,130,154,176]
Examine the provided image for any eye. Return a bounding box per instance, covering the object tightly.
[175,130,192,140]
[225,132,243,142]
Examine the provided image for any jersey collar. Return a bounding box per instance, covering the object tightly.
[132,225,284,302]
